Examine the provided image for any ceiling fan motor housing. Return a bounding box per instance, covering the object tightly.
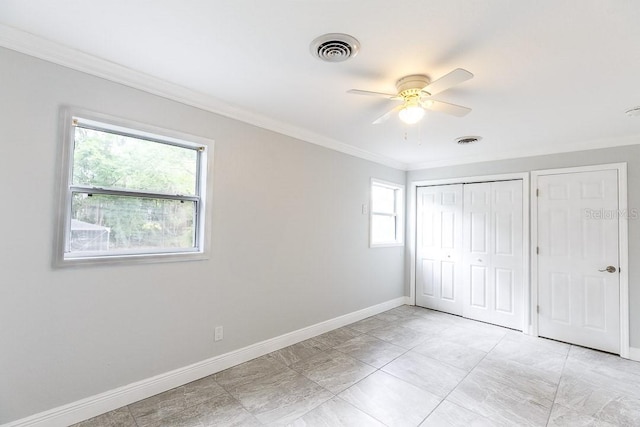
[396,74,431,97]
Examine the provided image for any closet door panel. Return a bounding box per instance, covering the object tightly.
[441,261,456,300]
[495,268,515,313]
[463,183,494,322]
[470,265,489,308]
[416,184,464,314]
[417,180,523,330]
[491,180,523,329]
[463,180,523,330]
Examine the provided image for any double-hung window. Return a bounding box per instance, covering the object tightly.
[56,109,212,265]
[370,179,404,247]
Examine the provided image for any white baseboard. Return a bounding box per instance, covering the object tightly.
[4,296,407,427]
[629,346,640,362]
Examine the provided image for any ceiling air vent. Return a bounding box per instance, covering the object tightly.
[455,136,482,145]
[310,33,360,62]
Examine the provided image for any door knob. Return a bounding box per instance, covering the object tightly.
[598,266,617,273]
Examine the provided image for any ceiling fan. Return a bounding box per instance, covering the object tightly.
[348,68,473,124]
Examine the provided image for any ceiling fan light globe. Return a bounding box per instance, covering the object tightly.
[399,105,425,124]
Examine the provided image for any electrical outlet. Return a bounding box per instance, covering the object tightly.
[362,204,369,215]
[214,326,223,341]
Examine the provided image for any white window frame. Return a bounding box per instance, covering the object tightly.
[370,178,405,247]
[54,107,213,267]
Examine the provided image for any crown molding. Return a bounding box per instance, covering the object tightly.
[0,24,408,171]
[406,134,640,171]
[2,24,638,173]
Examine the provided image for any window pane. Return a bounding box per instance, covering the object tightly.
[372,214,396,243]
[72,127,198,195]
[70,193,196,253]
[372,185,395,214]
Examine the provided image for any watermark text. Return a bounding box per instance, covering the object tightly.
[584,208,639,220]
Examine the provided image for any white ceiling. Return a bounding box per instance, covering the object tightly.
[2,0,640,170]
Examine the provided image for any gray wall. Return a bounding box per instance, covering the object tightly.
[0,48,406,423]
[407,145,640,348]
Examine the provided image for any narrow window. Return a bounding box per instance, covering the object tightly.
[56,109,212,265]
[370,179,404,247]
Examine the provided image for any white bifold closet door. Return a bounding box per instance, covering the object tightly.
[415,184,464,315]
[462,181,523,330]
[416,180,523,330]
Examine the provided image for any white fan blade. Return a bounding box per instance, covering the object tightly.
[373,105,403,124]
[348,89,400,99]
[423,99,471,117]
[422,68,473,95]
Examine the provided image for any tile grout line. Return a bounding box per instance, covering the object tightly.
[284,341,388,426]
[209,354,295,426]
[312,312,424,426]
[269,331,393,426]
[332,395,391,427]
[283,348,339,426]
[336,330,411,427]
[132,383,250,427]
[213,383,262,425]
[415,327,506,426]
[360,309,506,425]
[357,309,516,425]
[125,405,140,427]
[543,344,571,427]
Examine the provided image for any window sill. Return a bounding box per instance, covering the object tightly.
[55,251,209,268]
[370,242,405,248]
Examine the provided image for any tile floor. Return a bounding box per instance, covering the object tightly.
[73,305,640,426]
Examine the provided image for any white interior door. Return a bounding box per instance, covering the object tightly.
[537,170,620,353]
[416,184,463,314]
[463,181,523,330]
